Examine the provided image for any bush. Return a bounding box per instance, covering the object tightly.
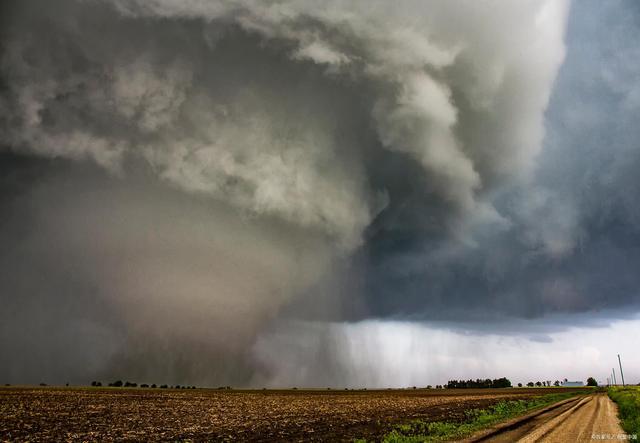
[586,377,598,387]
[151,384,157,388]
[109,380,123,387]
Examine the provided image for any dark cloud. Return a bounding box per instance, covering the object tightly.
[0,0,638,386]
[357,0,640,321]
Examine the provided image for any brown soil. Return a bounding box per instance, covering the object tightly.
[0,386,586,442]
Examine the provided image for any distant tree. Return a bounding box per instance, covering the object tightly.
[554,380,560,387]
[527,382,534,387]
[586,377,598,387]
[151,384,157,388]
[517,383,522,388]
[492,377,512,388]
[39,383,47,386]
[109,380,123,387]
[160,384,168,389]
[427,385,432,389]
[140,384,149,388]
[535,381,542,387]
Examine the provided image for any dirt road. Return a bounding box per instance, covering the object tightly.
[470,393,627,442]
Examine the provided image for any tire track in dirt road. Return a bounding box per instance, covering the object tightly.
[467,393,628,442]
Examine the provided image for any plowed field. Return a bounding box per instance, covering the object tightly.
[0,387,585,441]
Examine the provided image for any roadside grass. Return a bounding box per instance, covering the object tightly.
[608,386,640,436]
[357,391,583,442]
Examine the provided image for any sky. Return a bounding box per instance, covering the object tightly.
[0,0,639,387]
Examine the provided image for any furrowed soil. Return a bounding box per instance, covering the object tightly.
[0,386,585,442]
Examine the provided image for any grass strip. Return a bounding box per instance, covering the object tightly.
[608,386,640,436]
[356,391,583,443]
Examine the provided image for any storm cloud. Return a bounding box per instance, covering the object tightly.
[1,0,638,386]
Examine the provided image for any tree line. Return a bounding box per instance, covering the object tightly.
[446,377,512,389]
[91,380,196,389]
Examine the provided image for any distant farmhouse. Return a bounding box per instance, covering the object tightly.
[562,380,584,387]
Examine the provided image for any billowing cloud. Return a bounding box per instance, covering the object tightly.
[0,0,569,247]
[1,0,638,386]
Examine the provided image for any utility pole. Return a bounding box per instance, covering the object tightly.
[613,368,617,386]
[618,354,626,387]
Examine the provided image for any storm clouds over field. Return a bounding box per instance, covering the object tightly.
[1,0,639,386]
